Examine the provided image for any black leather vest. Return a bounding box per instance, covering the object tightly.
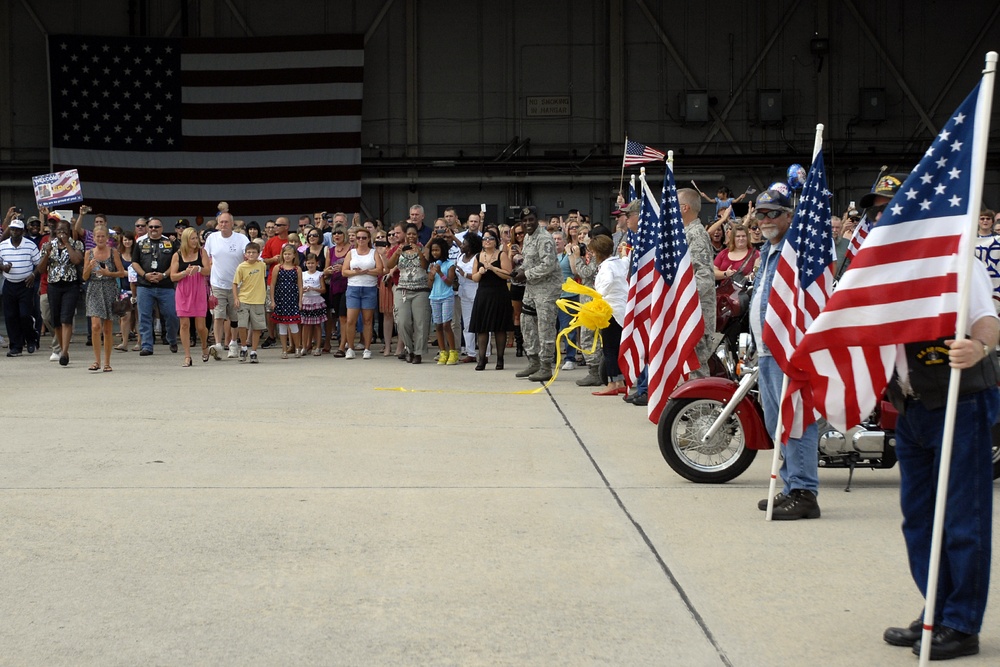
[888,337,999,412]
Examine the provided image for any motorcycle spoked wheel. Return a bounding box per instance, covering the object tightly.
[657,397,758,483]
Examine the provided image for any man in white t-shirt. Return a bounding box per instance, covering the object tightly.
[204,212,249,359]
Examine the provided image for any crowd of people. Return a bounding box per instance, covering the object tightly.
[3,173,1000,659]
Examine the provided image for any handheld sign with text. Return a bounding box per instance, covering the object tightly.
[32,169,83,208]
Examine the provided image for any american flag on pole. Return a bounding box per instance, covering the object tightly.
[623,139,666,167]
[788,83,983,433]
[646,161,704,423]
[48,34,363,219]
[762,149,835,442]
[619,173,661,387]
[843,212,872,265]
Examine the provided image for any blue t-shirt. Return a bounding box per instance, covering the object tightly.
[429,259,454,301]
[559,252,575,298]
[715,197,734,219]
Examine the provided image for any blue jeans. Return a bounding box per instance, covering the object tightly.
[758,355,819,494]
[137,285,178,351]
[896,387,999,634]
[635,367,648,394]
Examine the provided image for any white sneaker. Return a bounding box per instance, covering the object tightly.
[362,349,372,360]
[228,341,239,359]
[49,351,60,362]
[345,348,356,359]
[561,359,576,371]
[0,335,7,348]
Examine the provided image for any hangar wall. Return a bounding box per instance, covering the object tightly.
[1,0,998,227]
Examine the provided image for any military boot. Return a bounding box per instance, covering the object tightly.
[515,355,540,378]
[575,364,602,386]
[529,360,553,383]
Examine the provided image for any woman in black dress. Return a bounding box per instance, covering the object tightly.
[468,229,514,370]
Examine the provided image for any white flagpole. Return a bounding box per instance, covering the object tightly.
[766,123,825,521]
[620,137,629,194]
[917,51,997,667]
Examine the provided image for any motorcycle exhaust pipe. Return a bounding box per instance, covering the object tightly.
[702,367,759,442]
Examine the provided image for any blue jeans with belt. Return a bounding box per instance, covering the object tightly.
[895,387,1000,634]
[137,285,178,351]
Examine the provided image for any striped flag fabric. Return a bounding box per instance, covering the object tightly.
[787,82,983,433]
[762,150,835,442]
[618,174,661,387]
[48,34,362,219]
[646,162,704,424]
[843,211,872,265]
[623,139,666,167]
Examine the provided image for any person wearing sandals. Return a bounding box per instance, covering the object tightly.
[169,228,212,366]
[114,230,137,352]
[36,220,83,366]
[82,224,126,372]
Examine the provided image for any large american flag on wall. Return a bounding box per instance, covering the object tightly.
[48,34,363,219]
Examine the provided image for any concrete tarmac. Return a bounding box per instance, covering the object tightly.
[2,339,999,666]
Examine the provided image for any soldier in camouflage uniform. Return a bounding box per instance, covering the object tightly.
[512,206,562,382]
[677,188,717,378]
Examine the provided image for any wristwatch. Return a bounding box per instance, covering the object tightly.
[975,338,991,358]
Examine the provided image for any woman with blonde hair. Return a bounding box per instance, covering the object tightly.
[82,224,127,371]
[169,227,212,365]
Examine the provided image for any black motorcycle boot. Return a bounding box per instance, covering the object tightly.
[884,618,923,647]
[514,325,524,357]
[757,492,789,511]
[769,489,821,520]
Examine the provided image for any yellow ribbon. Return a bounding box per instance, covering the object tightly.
[374,279,612,395]
[516,278,613,394]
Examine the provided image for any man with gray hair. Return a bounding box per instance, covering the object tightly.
[205,211,249,359]
[677,188,717,377]
[409,204,432,246]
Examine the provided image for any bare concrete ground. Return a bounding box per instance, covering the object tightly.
[1,340,997,666]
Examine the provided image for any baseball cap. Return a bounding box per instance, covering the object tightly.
[9,219,25,229]
[755,189,793,211]
[859,174,905,208]
[623,199,642,215]
[46,212,62,222]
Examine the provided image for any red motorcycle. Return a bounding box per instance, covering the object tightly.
[656,281,1000,486]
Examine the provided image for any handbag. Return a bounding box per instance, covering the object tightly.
[111,291,132,317]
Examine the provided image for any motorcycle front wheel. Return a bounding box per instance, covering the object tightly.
[657,397,757,483]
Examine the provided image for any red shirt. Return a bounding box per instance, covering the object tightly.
[262,235,288,282]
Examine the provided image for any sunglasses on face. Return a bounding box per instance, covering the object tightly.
[753,210,785,220]
[148,225,162,229]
